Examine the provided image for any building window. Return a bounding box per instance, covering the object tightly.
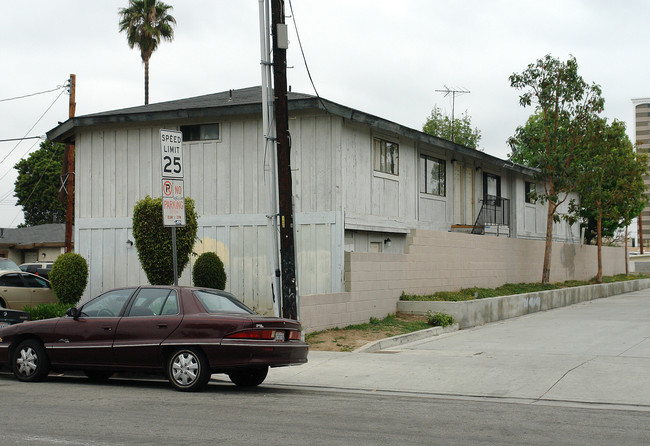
[420,155,446,196]
[180,123,220,142]
[373,138,399,175]
[483,172,501,198]
[525,181,536,204]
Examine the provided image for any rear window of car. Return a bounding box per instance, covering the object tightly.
[0,258,20,271]
[193,290,254,314]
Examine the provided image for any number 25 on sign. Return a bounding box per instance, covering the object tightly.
[160,129,183,178]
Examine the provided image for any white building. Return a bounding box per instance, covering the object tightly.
[47,87,582,321]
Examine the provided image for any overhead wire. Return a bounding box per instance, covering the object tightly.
[287,0,330,114]
[0,87,66,168]
[0,85,66,103]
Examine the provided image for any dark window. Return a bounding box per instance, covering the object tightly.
[22,274,49,288]
[420,155,446,196]
[373,138,399,175]
[0,274,24,287]
[193,289,254,314]
[525,181,537,204]
[180,123,220,142]
[483,172,501,198]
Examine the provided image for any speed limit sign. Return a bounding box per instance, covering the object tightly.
[160,129,183,178]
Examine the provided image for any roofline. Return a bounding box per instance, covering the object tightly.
[47,89,537,177]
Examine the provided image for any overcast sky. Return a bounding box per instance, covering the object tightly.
[1,0,648,228]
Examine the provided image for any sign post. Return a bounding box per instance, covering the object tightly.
[160,129,185,286]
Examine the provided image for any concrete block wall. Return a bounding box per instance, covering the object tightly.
[299,229,626,333]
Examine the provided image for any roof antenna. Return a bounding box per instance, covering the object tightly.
[435,85,470,143]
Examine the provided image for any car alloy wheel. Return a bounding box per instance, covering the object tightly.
[13,339,51,382]
[166,348,210,392]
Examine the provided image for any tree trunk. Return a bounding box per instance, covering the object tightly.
[542,200,554,284]
[625,226,630,276]
[596,214,603,283]
[144,58,150,105]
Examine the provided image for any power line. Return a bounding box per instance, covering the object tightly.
[0,88,66,168]
[0,85,66,103]
[0,136,42,183]
[0,136,43,143]
[287,0,329,113]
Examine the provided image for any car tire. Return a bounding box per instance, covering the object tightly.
[166,348,210,392]
[12,339,51,382]
[228,366,269,387]
[84,370,113,382]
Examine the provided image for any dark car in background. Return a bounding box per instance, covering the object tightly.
[0,307,30,328]
[0,286,308,391]
[19,261,53,279]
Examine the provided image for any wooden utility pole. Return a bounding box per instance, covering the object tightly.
[65,74,76,253]
[271,0,298,320]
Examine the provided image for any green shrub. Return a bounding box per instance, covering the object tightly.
[132,196,198,285]
[50,252,88,306]
[192,252,227,289]
[426,311,455,327]
[23,302,70,320]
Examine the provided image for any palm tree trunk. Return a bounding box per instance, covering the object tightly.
[144,58,150,105]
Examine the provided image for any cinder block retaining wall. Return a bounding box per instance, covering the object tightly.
[300,229,627,333]
[398,278,650,329]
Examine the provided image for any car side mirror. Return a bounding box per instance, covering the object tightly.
[66,307,80,320]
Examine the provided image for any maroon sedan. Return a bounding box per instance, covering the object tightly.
[0,286,308,391]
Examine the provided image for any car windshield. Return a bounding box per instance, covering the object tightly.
[193,290,254,314]
[0,258,20,271]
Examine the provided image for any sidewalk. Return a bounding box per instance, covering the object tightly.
[265,289,650,410]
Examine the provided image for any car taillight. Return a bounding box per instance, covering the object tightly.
[288,330,301,340]
[226,329,277,340]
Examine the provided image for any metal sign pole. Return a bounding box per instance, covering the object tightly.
[172,226,178,286]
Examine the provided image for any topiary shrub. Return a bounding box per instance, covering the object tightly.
[192,252,227,290]
[22,302,70,320]
[50,252,89,306]
[132,195,198,285]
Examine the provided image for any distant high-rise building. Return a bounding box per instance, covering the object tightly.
[633,98,650,247]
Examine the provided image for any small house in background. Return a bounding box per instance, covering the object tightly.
[0,223,70,264]
[46,87,601,330]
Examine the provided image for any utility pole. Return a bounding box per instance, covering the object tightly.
[435,85,470,143]
[258,0,282,317]
[271,0,298,320]
[64,74,76,253]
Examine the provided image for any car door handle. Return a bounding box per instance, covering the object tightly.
[157,323,168,328]
[103,326,112,331]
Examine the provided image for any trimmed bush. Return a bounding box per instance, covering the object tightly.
[132,196,198,285]
[50,252,88,306]
[192,252,227,290]
[23,302,70,320]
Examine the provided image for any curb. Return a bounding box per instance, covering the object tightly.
[354,323,459,353]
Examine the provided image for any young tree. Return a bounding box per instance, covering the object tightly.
[508,54,604,283]
[13,140,67,226]
[422,105,482,149]
[571,119,647,282]
[118,0,176,105]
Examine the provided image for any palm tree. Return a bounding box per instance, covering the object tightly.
[118,0,176,105]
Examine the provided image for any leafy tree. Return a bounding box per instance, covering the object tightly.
[132,196,198,285]
[570,119,647,282]
[118,0,176,105]
[13,140,67,226]
[579,207,619,246]
[422,105,481,149]
[508,54,604,284]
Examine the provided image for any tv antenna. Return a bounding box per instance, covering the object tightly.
[435,85,470,142]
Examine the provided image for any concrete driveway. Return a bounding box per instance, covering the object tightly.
[266,288,650,411]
